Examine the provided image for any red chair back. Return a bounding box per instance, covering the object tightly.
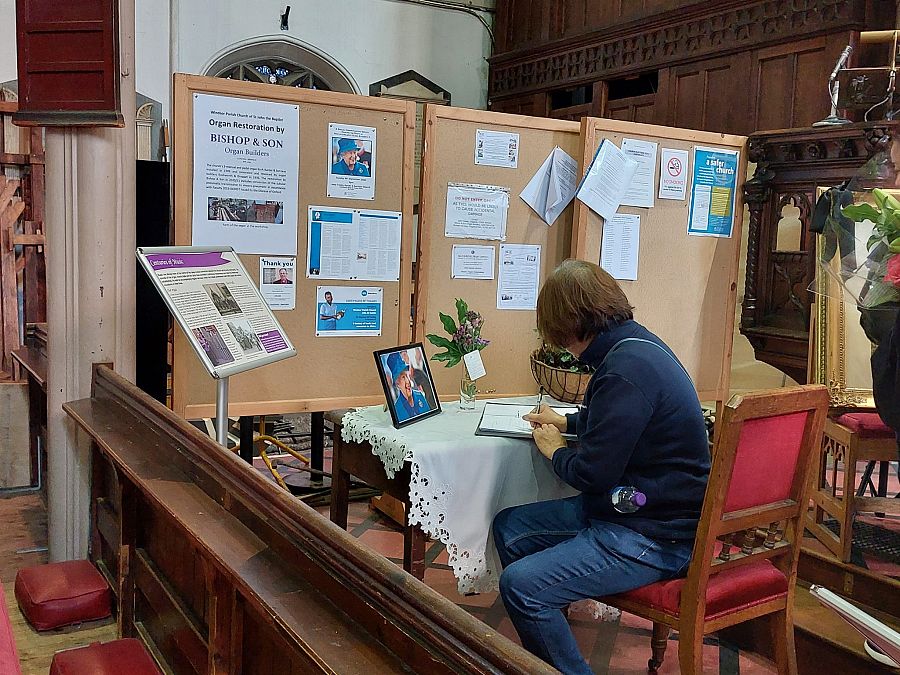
[681,385,829,618]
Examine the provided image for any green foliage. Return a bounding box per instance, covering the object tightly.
[425,298,488,368]
[533,342,594,374]
[841,188,900,307]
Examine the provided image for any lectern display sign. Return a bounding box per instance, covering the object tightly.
[137,246,296,379]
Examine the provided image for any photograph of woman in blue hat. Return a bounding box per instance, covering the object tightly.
[331,137,371,176]
[375,344,441,427]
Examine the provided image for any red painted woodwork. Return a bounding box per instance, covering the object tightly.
[14,0,123,127]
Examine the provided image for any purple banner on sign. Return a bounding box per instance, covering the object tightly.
[146,252,230,270]
[259,330,288,353]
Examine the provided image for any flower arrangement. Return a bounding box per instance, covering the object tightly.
[425,298,489,367]
[841,187,900,308]
[425,299,489,408]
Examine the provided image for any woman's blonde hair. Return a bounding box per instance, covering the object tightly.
[536,259,633,348]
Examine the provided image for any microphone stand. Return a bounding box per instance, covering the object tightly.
[814,48,853,127]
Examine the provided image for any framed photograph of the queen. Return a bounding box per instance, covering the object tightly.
[374,343,441,428]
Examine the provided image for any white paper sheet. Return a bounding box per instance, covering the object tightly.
[327,123,376,200]
[451,245,495,279]
[191,94,300,255]
[600,213,640,281]
[474,129,519,168]
[497,244,541,310]
[259,256,296,310]
[306,206,401,281]
[620,138,658,208]
[575,140,638,220]
[463,350,487,380]
[658,148,689,200]
[520,146,579,226]
[445,183,510,240]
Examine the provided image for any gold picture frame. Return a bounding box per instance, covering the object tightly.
[810,188,876,409]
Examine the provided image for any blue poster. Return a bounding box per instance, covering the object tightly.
[315,286,383,337]
[687,146,739,238]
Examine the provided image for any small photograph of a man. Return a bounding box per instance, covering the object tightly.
[318,290,345,330]
[226,319,262,355]
[262,266,293,284]
[203,283,242,316]
[383,351,431,423]
[193,325,234,367]
[331,138,371,177]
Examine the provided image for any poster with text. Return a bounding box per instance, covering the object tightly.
[259,256,296,310]
[307,206,401,281]
[315,286,383,337]
[497,244,541,310]
[474,129,519,168]
[445,183,509,240]
[327,123,376,200]
[137,247,296,379]
[688,146,739,238]
[191,94,299,255]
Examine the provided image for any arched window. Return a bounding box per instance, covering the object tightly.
[204,39,357,94]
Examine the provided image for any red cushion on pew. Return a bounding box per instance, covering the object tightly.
[834,413,895,439]
[50,639,160,675]
[15,560,111,631]
[611,559,788,621]
[0,581,22,675]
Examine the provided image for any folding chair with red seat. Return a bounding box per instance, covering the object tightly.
[601,385,829,674]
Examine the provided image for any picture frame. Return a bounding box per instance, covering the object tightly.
[810,187,876,409]
[374,342,442,428]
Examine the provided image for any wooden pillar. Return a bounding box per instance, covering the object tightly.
[45,0,136,561]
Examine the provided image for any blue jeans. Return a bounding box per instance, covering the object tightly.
[492,495,694,675]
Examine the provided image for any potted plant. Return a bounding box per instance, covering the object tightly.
[530,342,595,404]
[425,299,489,409]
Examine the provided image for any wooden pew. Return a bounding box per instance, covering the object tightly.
[64,365,554,675]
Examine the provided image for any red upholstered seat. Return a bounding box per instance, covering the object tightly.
[835,412,894,439]
[613,559,788,622]
[15,560,111,631]
[50,639,160,675]
[0,581,22,675]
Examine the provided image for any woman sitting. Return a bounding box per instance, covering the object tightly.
[492,259,710,675]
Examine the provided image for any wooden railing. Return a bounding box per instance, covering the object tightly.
[64,365,555,675]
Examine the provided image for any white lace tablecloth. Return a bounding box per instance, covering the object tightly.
[341,398,578,594]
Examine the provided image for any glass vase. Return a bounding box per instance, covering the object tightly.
[459,364,477,410]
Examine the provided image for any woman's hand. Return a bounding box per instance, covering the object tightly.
[522,404,567,432]
[533,423,565,460]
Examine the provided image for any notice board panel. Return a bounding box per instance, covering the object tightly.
[172,74,415,418]
[414,105,580,399]
[573,117,747,403]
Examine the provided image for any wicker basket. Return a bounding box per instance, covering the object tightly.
[530,351,593,404]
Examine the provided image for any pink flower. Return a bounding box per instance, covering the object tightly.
[886,255,900,287]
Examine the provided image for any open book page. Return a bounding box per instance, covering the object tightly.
[478,402,579,438]
[810,586,900,666]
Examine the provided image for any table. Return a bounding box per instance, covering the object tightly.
[330,399,577,594]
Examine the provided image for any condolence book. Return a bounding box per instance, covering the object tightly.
[475,402,579,439]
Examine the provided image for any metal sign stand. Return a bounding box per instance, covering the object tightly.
[215,377,229,446]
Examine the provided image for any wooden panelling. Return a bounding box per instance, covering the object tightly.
[488,92,548,117]
[667,54,753,134]
[606,93,658,124]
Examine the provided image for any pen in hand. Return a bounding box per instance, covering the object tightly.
[528,387,545,428]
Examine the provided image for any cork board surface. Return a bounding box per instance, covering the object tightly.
[573,118,747,402]
[172,75,415,418]
[414,106,580,398]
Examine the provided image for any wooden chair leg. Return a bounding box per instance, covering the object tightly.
[648,622,669,672]
[676,624,704,675]
[770,608,798,675]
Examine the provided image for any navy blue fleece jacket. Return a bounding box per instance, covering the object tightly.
[552,320,710,540]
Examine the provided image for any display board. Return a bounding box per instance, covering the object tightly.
[574,118,747,403]
[172,74,415,418]
[414,105,580,398]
